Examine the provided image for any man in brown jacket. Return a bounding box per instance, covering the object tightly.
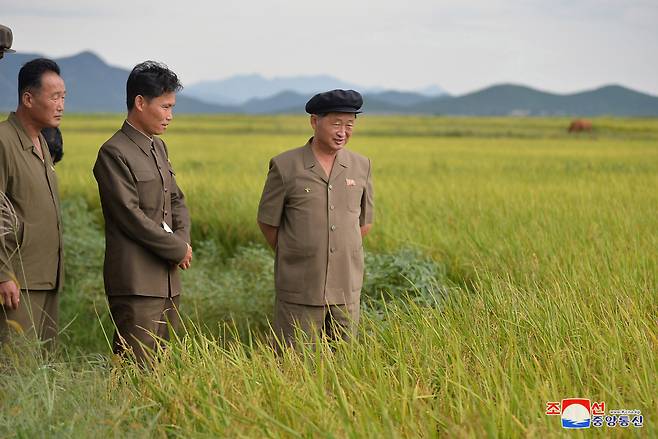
[93,61,192,363]
[258,89,374,348]
[0,58,66,347]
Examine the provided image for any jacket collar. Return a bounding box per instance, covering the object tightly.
[121,120,153,156]
[302,138,316,170]
[8,112,46,152]
[302,137,350,182]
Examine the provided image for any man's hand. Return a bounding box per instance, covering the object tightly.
[0,280,20,310]
[178,243,192,270]
[360,224,372,238]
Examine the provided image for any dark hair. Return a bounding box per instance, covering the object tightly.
[18,58,61,102]
[126,61,183,110]
[41,127,64,164]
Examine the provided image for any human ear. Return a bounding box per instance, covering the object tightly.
[21,91,33,108]
[134,95,145,112]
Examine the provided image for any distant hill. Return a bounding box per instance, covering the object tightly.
[182,74,448,106]
[370,90,446,107]
[563,85,658,116]
[240,90,308,114]
[411,84,658,116]
[0,51,236,113]
[1,51,657,115]
[184,74,362,106]
[236,90,425,114]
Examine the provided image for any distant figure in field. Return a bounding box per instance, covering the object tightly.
[41,127,63,164]
[568,119,593,133]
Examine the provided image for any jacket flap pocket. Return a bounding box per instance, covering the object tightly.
[133,169,156,182]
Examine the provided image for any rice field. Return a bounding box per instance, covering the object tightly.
[1,114,656,437]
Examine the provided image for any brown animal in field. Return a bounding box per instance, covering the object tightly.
[568,119,593,133]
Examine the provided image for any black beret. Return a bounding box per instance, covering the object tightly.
[0,25,15,53]
[305,89,363,115]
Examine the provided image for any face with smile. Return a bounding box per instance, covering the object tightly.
[310,112,356,154]
[22,71,66,129]
[130,92,176,136]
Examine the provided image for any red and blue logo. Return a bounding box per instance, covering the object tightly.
[546,398,643,429]
[560,398,591,429]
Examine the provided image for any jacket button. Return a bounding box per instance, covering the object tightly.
[164,188,168,192]
[328,184,333,190]
[330,247,335,253]
[330,205,335,210]
[330,225,336,231]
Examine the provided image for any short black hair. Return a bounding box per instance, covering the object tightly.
[126,61,183,110]
[18,58,61,102]
[41,127,64,164]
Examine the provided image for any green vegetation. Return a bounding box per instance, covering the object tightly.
[1,115,656,437]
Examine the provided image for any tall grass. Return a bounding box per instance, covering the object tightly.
[0,115,656,437]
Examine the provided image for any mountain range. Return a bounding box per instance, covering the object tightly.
[1,51,657,116]
[183,74,446,105]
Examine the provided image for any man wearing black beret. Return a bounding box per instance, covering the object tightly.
[257,89,374,349]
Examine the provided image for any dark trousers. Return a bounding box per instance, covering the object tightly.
[108,295,180,364]
[0,290,58,350]
[273,298,359,350]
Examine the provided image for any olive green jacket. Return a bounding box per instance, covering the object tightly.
[0,113,64,292]
[93,121,190,297]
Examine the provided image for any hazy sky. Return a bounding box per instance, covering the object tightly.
[3,0,657,95]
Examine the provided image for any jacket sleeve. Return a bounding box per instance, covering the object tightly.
[170,173,191,244]
[257,159,286,227]
[93,147,188,264]
[360,158,374,226]
[162,140,191,244]
[0,140,16,283]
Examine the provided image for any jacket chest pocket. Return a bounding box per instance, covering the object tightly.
[347,186,363,213]
[133,169,160,210]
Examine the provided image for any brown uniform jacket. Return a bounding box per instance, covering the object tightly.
[93,121,190,297]
[258,140,374,306]
[0,113,63,292]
